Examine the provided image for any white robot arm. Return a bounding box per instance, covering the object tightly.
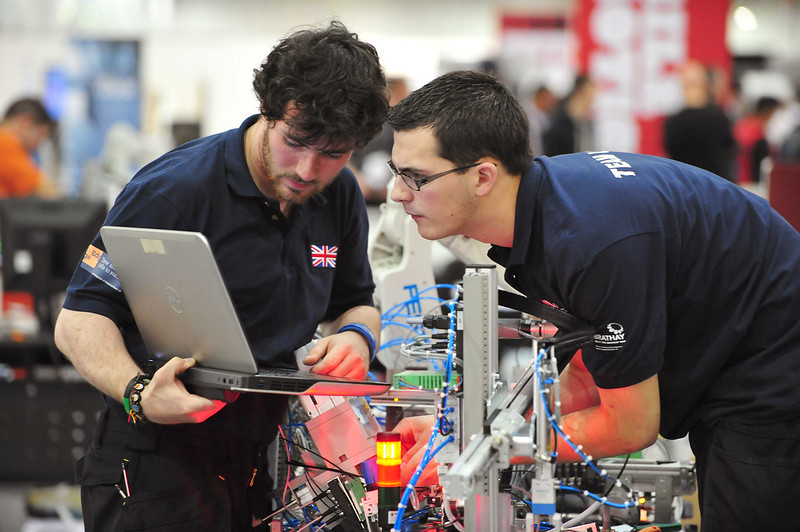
[368,193,514,371]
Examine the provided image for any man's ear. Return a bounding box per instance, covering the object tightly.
[474,161,499,197]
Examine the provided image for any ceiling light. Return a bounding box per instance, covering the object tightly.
[733,5,758,32]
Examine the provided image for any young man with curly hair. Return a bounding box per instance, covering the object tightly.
[55,21,388,530]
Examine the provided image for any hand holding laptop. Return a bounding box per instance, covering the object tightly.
[140,357,229,424]
[101,226,390,399]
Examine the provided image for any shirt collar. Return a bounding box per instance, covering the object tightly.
[225,115,263,199]
[488,160,545,268]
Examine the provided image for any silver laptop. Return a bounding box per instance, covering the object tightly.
[99,226,390,400]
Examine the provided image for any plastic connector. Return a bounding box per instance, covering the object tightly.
[422,315,452,330]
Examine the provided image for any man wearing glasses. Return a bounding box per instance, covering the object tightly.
[388,70,800,531]
[387,160,481,191]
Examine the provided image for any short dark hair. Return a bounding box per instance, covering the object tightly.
[387,71,532,175]
[755,96,781,115]
[569,74,593,98]
[3,97,56,127]
[253,20,388,151]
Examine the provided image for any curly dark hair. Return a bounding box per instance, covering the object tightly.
[253,20,388,151]
[387,70,533,175]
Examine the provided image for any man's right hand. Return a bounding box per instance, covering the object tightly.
[54,310,228,424]
[139,357,227,424]
[394,414,439,486]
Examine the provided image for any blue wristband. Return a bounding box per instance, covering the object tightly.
[338,323,377,361]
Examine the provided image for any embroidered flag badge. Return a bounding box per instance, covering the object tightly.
[310,244,338,268]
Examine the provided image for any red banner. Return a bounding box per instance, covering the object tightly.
[573,0,731,155]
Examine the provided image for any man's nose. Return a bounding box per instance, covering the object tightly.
[295,151,318,181]
[389,174,409,202]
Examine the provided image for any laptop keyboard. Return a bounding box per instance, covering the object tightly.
[256,367,309,377]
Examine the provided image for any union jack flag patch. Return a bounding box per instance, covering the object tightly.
[310,244,338,268]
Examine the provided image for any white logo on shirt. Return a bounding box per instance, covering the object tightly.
[594,322,626,351]
[588,151,636,179]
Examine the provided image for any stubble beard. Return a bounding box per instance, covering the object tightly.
[259,136,322,206]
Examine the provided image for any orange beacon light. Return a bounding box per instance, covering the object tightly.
[376,432,402,487]
[376,432,403,530]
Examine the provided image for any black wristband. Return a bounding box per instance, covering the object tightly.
[123,373,151,424]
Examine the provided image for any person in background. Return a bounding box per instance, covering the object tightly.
[663,60,737,181]
[0,97,60,197]
[542,74,596,156]
[779,119,800,163]
[733,95,782,186]
[766,85,800,162]
[386,70,800,532]
[522,84,557,157]
[54,21,387,531]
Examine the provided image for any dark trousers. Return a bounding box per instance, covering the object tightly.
[76,395,287,531]
[689,417,800,531]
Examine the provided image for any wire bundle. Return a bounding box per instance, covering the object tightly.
[533,348,638,513]
[392,298,460,531]
[379,284,461,369]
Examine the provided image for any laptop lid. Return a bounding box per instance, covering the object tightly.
[99,226,390,397]
[101,226,259,374]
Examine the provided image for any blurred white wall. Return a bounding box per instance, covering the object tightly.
[0,0,570,137]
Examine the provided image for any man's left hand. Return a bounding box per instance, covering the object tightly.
[301,332,369,378]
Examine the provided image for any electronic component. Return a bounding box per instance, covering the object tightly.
[376,432,403,530]
[266,263,696,531]
[392,370,460,391]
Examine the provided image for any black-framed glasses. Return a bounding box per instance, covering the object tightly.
[387,160,481,191]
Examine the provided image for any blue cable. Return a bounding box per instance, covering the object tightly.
[379,284,461,350]
[558,484,636,509]
[380,291,452,329]
[396,380,429,390]
[378,337,409,350]
[391,298,459,531]
[301,505,318,530]
[429,434,455,459]
[381,284,459,320]
[400,507,429,525]
[534,349,637,510]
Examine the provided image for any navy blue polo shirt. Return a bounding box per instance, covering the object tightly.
[489,151,800,438]
[63,115,376,370]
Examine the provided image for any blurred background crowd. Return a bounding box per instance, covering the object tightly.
[1,0,799,217]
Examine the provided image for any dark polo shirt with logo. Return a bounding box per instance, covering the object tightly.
[489,151,800,438]
[63,115,375,371]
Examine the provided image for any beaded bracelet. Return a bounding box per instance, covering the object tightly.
[123,373,151,424]
[337,323,377,361]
